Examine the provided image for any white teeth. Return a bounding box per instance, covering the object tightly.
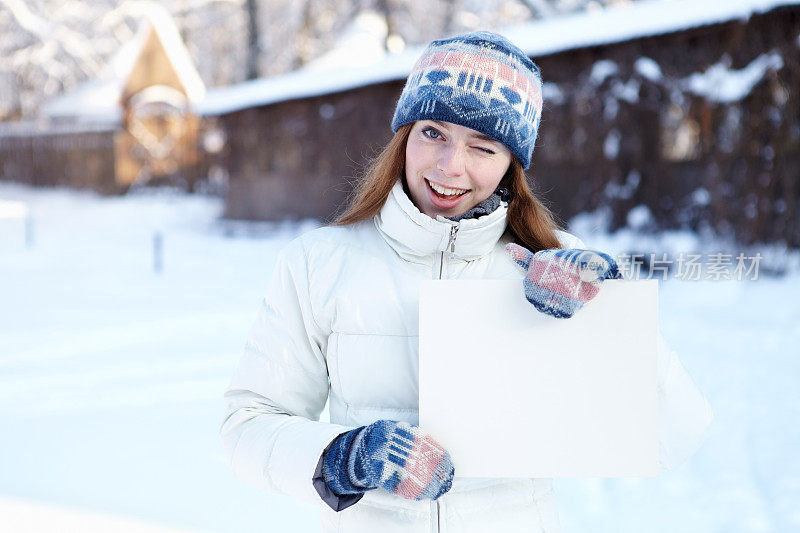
[428,180,468,196]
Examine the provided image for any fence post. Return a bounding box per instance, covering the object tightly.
[153,230,163,274]
[25,211,33,249]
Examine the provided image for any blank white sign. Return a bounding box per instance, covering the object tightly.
[418,279,658,478]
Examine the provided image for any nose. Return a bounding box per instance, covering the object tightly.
[437,142,466,177]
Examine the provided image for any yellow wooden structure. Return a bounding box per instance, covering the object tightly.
[114,15,205,189]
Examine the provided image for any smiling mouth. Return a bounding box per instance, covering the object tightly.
[425,178,470,199]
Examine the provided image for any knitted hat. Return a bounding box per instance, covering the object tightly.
[391,31,543,169]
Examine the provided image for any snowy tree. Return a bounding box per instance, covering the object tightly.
[0,0,248,119]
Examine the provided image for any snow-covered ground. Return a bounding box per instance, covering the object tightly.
[1,183,798,532]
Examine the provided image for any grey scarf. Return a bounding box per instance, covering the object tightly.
[446,188,509,222]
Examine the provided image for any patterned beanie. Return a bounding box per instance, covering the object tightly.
[391,31,543,169]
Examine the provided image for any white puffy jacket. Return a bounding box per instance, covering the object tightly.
[220,180,714,532]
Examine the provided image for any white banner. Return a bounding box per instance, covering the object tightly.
[419,279,658,478]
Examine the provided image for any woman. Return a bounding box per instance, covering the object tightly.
[220,32,713,532]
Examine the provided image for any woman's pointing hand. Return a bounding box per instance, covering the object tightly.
[505,243,622,319]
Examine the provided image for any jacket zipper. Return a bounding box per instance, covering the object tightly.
[432,224,458,533]
[438,224,459,279]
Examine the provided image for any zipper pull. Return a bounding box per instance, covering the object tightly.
[448,224,459,259]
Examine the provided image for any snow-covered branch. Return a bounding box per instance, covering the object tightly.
[0,0,52,42]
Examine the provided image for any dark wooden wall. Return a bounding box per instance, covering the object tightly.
[219,83,400,220]
[533,6,800,246]
[0,125,117,192]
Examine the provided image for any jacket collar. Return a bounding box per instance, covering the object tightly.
[374,180,508,262]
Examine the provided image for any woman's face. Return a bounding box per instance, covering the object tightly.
[404,120,512,219]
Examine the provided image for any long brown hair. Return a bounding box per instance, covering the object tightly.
[332,124,565,252]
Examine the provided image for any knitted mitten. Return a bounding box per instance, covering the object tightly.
[505,243,622,319]
[322,420,454,501]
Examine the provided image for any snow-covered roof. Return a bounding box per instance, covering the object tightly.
[41,1,205,124]
[506,0,799,59]
[199,0,799,116]
[39,80,124,125]
[197,52,417,117]
[0,120,116,138]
